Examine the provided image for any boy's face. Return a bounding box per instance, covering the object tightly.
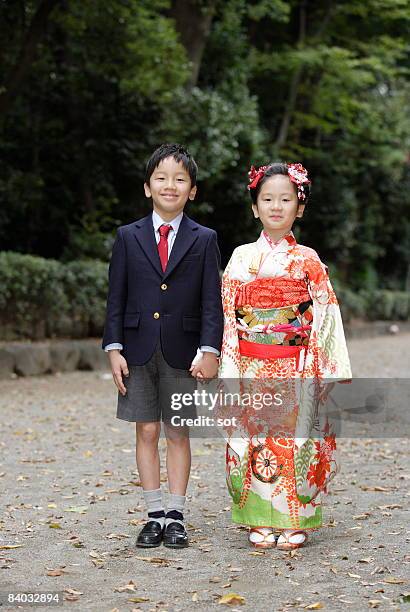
[144,156,197,220]
[252,174,304,234]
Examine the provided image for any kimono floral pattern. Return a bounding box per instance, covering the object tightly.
[219,231,352,529]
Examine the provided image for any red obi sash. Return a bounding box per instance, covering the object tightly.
[239,340,305,369]
[235,277,310,309]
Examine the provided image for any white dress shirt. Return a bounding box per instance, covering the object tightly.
[105,212,219,359]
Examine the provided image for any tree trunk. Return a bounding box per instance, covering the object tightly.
[0,0,61,116]
[275,0,336,151]
[169,0,217,88]
[275,0,307,151]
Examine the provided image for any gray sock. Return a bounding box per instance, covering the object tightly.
[143,488,165,528]
[165,493,186,527]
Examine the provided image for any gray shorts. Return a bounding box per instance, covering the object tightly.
[117,342,197,423]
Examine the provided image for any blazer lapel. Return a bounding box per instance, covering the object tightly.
[133,215,163,277]
[163,214,199,280]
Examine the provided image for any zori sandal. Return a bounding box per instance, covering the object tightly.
[248,527,277,549]
[276,529,308,550]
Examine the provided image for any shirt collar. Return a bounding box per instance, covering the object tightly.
[257,229,297,252]
[152,210,183,234]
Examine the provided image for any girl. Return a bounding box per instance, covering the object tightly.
[219,162,351,550]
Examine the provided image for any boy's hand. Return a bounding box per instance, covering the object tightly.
[190,352,219,380]
[108,350,129,396]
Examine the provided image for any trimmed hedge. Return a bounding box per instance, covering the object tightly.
[336,287,410,322]
[0,252,108,340]
[0,252,409,340]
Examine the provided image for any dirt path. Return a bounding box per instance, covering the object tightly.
[0,335,409,611]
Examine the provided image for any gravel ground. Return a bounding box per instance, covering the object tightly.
[0,335,409,612]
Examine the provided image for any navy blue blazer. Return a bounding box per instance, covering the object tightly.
[102,213,224,369]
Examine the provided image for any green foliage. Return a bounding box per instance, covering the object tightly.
[160,85,263,183]
[63,260,108,334]
[0,252,108,340]
[336,287,410,321]
[1,250,408,341]
[0,0,409,299]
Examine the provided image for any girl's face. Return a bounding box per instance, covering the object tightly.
[252,174,304,236]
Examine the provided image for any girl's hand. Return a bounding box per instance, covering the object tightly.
[317,382,335,404]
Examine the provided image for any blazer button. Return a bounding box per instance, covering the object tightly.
[161,283,168,291]
[153,312,160,319]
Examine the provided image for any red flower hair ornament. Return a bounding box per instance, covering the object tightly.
[247,162,311,201]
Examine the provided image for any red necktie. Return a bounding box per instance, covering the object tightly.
[158,224,171,272]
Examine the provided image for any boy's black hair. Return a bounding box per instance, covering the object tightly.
[145,143,198,186]
[249,162,311,205]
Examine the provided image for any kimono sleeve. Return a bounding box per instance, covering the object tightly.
[218,250,242,379]
[305,255,352,381]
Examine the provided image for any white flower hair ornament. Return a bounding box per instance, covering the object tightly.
[287,163,311,201]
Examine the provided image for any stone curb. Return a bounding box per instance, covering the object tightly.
[0,321,409,379]
[344,320,410,338]
[0,339,109,380]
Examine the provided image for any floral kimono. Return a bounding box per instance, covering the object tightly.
[219,230,351,530]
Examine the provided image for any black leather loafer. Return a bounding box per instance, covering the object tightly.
[163,522,188,548]
[136,521,164,548]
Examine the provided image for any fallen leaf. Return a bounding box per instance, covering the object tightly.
[127,597,150,603]
[63,587,83,602]
[114,580,137,593]
[358,557,374,564]
[360,486,391,492]
[106,533,130,539]
[0,544,24,550]
[305,604,324,610]
[348,573,361,579]
[368,601,381,608]
[249,551,265,556]
[353,514,371,520]
[218,593,246,606]
[135,556,169,565]
[192,592,198,602]
[49,523,62,529]
[377,504,402,510]
[64,588,83,596]
[65,506,88,514]
[383,577,406,584]
[47,568,67,577]
[89,551,101,559]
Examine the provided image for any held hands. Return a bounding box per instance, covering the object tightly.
[317,381,336,404]
[190,352,219,381]
[108,349,129,396]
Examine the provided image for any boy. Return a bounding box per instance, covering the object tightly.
[102,143,223,549]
